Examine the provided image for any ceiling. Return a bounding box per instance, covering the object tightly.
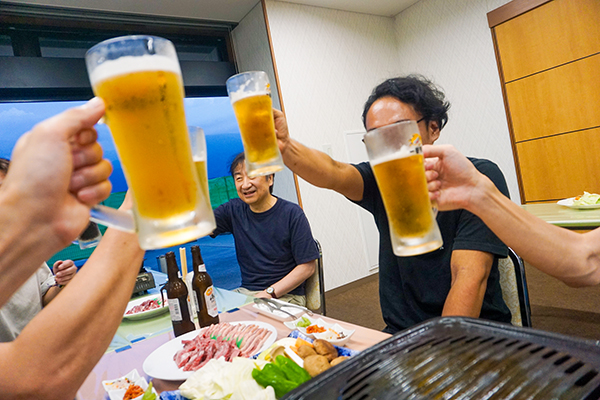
[3,0,420,23]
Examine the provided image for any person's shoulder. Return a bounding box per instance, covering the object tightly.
[467,157,509,196]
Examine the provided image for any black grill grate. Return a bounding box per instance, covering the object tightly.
[284,318,600,400]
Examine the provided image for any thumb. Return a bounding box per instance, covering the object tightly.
[35,97,105,142]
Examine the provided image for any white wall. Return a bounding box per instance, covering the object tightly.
[264,0,518,290]
[393,0,517,199]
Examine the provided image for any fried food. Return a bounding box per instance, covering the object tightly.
[330,356,349,367]
[313,339,338,362]
[303,355,331,377]
[297,345,317,359]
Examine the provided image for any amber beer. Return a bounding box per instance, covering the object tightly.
[191,245,219,327]
[194,159,210,200]
[163,251,196,337]
[372,154,433,238]
[93,66,196,218]
[232,94,280,168]
[227,71,284,177]
[86,36,216,250]
[364,120,443,256]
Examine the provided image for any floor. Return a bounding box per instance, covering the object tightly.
[324,273,600,342]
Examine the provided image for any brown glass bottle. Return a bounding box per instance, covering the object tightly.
[191,245,220,327]
[162,251,196,337]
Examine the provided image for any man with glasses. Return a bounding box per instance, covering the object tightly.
[273,75,511,333]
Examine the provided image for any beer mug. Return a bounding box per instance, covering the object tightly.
[188,127,212,214]
[226,71,284,177]
[85,36,216,250]
[363,120,443,256]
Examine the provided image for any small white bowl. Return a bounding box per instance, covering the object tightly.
[283,314,326,338]
[312,323,355,347]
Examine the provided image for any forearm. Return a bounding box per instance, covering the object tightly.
[41,286,61,306]
[266,261,316,297]
[442,277,487,318]
[470,179,600,286]
[0,192,67,307]
[281,138,363,200]
[0,227,143,398]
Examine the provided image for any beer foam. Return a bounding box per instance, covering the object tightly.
[370,145,415,166]
[90,55,181,86]
[228,88,269,104]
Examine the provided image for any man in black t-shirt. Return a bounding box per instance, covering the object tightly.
[273,75,511,333]
[211,153,319,306]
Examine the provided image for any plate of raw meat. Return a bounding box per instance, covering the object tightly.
[123,294,168,320]
[143,321,277,380]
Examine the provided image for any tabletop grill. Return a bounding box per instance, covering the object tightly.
[284,318,600,400]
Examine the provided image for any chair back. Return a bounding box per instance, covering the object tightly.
[305,240,326,315]
[497,247,532,327]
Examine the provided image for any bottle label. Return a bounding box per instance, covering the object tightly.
[204,286,218,317]
[168,298,183,322]
[192,291,201,314]
[198,264,207,272]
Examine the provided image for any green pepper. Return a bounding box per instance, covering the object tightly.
[252,363,300,398]
[274,355,311,385]
[141,382,157,400]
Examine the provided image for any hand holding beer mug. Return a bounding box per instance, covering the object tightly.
[363,121,443,256]
[226,71,284,177]
[85,36,215,250]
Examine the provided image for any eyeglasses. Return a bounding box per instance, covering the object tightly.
[416,117,426,124]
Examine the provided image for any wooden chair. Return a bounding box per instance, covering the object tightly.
[497,247,532,327]
[305,240,326,315]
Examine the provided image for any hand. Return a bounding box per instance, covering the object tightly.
[273,109,291,155]
[118,190,134,212]
[423,144,485,211]
[4,98,112,247]
[53,259,77,286]
[255,291,272,299]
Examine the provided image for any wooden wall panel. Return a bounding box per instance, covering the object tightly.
[505,54,600,142]
[516,127,600,202]
[495,0,600,82]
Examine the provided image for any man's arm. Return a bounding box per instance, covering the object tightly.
[442,250,494,317]
[42,260,77,306]
[0,227,144,399]
[0,98,111,307]
[273,109,364,201]
[424,144,600,287]
[256,260,317,299]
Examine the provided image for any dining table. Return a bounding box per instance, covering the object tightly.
[76,272,391,400]
[521,202,600,230]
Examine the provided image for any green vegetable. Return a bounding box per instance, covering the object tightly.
[296,316,311,328]
[274,355,311,385]
[252,363,301,398]
[141,382,157,400]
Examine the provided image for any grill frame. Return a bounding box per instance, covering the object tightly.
[283,317,600,400]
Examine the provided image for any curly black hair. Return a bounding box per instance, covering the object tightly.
[229,152,274,195]
[362,75,450,131]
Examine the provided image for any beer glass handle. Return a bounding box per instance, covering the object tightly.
[90,205,136,233]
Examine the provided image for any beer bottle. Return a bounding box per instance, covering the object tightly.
[191,245,220,327]
[162,251,196,337]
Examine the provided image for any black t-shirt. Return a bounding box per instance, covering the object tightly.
[353,158,512,333]
[211,197,319,295]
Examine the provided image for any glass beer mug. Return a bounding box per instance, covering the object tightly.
[363,120,443,256]
[226,71,284,177]
[85,35,215,250]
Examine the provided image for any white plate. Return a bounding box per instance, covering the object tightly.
[102,369,158,400]
[123,294,169,320]
[557,198,600,209]
[283,314,354,346]
[143,321,277,381]
[252,299,305,321]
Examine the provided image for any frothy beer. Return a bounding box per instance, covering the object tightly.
[371,152,434,238]
[90,55,197,219]
[231,92,280,172]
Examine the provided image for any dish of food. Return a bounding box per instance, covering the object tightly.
[283,314,355,346]
[558,192,600,209]
[102,369,158,400]
[143,321,277,381]
[123,294,168,320]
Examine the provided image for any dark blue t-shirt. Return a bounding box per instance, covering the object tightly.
[353,158,512,333]
[211,197,319,295]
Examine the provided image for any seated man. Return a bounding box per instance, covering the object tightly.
[0,158,78,342]
[211,153,318,306]
[274,75,512,333]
